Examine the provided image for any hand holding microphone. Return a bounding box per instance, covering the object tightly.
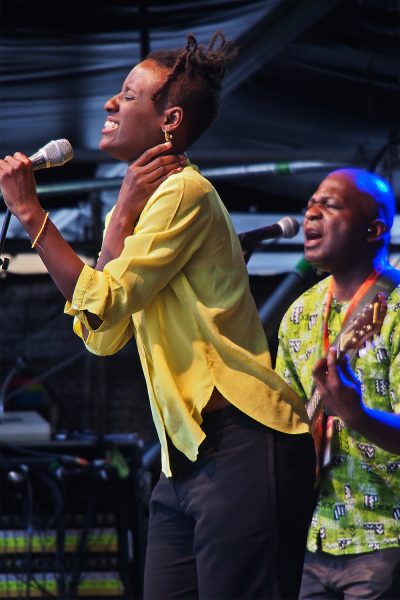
[0,139,73,211]
[0,139,73,269]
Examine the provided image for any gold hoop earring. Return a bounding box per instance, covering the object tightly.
[163,128,173,142]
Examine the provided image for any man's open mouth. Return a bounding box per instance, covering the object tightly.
[304,229,322,242]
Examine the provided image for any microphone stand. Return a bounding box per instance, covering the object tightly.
[239,238,276,265]
[0,208,12,270]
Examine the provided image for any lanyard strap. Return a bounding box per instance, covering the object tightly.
[323,268,382,353]
[307,265,400,426]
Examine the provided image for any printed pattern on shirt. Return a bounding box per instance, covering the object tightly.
[276,277,400,556]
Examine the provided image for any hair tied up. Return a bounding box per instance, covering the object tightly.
[186,33,198,54]
[207,31,226,51]
[148,31,238,146]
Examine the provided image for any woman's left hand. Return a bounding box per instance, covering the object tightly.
[95,142,187,270]
[116,141,187,222]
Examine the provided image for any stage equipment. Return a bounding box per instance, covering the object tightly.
[238,216,300,263]
[0,435,152,599]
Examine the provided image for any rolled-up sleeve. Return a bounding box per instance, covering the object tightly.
[65,171,212,336]
[71,314,134,356]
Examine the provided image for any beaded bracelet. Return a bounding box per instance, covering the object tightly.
[31,211,50,249]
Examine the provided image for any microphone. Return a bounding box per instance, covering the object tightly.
[238,216,300,248]
[28,138,74,170]
[0,139,73,271]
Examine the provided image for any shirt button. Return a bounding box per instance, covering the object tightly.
[73,303,79,309]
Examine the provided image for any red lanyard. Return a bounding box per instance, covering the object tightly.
[323,269,382,353]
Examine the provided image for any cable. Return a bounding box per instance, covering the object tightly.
[368,129,400,173]
[3,349,88,403]
[67,486,96,598]
[24,470,33,599]
[13,572,56,599]
[1,441,89,469]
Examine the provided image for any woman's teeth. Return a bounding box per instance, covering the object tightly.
[104,120,118,130]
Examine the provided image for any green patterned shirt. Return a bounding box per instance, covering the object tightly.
[276,275,400,555]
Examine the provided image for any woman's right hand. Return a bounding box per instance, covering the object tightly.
[0,153,42,223]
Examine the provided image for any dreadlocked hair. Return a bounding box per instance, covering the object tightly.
[147,32,238,147]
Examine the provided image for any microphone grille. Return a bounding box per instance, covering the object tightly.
[278,216,300,238]
[42,139,73,167]
[30,139,73,169]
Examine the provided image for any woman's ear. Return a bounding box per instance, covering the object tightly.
[367,219,387,241]
[163,106,183,134]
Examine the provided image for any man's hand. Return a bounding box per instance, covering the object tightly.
[312,347,400,453]
[312,348,363,426]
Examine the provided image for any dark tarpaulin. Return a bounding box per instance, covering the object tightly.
[0,0,399,257]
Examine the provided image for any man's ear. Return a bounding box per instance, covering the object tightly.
[163,106,183,134]
[367,219,387,241]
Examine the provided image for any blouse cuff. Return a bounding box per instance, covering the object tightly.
[64,264,106,331]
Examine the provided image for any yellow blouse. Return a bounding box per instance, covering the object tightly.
[65,164,308,475]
